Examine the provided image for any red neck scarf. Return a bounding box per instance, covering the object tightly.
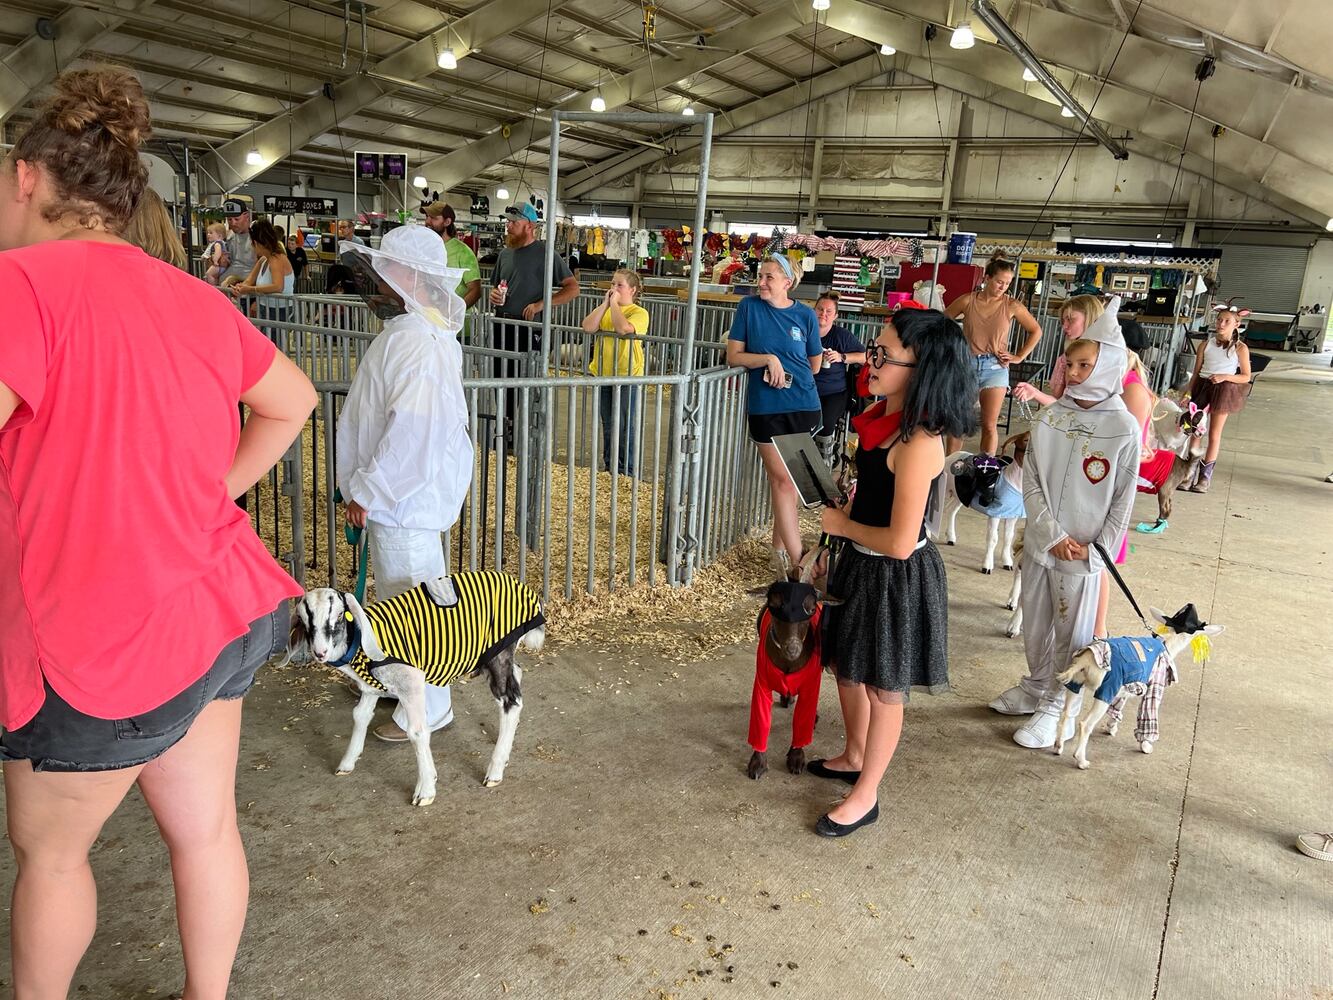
[851,400,903,450]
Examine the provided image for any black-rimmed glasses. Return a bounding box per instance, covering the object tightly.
[865,345,917,369]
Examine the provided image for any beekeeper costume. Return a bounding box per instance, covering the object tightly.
[336,225,474,735]
[990,296,1142,748]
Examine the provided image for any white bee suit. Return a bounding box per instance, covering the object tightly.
[336,225,474,733]
[1016,297,1141,702]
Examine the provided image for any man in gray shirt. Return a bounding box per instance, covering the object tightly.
[218,199,255,285]
[487,202,580,441]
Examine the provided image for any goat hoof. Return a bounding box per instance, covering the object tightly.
[786,747,807,775]
[1140,741,1154,754]
[483,778,502,788]
[1006,629,1020,639]
[335,768,352,776]
[1105,723,1119,737]
[1004,602,1015,611]
[747,751,768,780]
[946,540,955,546]
[1076,759,1090,770]
[1003,563,1014,571]
[1053,745,1064,756]
[412,794,436,807]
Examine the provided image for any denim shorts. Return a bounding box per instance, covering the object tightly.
[972,353,1010,391]
[0,604,288,773]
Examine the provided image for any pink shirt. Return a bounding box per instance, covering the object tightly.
[0,241,302,730]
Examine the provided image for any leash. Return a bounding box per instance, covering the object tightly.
[1094,542,1152,631]
[334,489,370,603]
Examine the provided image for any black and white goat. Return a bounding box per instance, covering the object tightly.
[288,576,545,806]
[1053,604,1225,769]
[938,432,1029,575]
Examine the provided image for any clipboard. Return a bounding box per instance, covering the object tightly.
[771,433,844,509]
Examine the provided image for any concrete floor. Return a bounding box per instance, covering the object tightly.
[1,359,1330,1000]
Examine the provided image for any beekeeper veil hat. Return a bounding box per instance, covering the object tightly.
[1063,294,1128,404]
[339,224,466,331]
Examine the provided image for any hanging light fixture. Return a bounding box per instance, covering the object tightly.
[683,105,695,116]
[1022,66,1037,82]
[880,42,896,55]
[1326,219,1333,231]
[812,0,830,11]
[437,48,458,70]
[497,185,510,200]
[1060,105,1075,117]
[949,20,975,48]
[246,146,262,166]
[413,174,428,188]
[591,93,606,112]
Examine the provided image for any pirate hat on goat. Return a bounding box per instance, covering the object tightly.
[1063,293,1128,404]
[1156,603,1207,634]
[339,224,465,329]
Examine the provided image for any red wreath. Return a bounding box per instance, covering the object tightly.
[662,228,684,258]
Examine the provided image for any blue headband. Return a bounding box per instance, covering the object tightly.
[768,254,795,281]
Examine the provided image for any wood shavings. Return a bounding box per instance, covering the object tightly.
[528,898,550,915]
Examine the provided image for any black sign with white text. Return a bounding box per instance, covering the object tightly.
[263,196,338,216]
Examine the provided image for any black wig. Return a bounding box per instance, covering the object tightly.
[889,308,979,443]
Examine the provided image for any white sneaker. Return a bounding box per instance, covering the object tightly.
[989,685,1042,715]
[1297,832,1333,862]
[1013,696,1078,749]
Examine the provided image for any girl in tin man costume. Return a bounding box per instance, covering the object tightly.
[990,296,1143,749]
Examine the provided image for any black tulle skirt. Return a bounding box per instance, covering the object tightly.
[821,540,950,699]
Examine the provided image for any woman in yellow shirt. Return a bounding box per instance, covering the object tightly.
[582,268,650,476]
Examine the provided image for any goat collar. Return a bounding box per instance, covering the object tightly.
[329,614,363,667]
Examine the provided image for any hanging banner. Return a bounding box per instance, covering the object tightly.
[263,195,338,216]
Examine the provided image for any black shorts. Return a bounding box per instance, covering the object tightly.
[748,409,821,444]
[816,392,850,439]
[0,604,288,773]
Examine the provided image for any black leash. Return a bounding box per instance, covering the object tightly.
[1094,542,1152,631]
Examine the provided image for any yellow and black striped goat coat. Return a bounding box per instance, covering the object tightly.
[348,573,543,691]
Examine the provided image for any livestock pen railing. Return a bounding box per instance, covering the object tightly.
[244,306,772,604]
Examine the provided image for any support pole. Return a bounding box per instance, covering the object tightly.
[805,103,827,229]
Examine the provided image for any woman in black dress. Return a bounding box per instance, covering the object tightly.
[811,307,976,837]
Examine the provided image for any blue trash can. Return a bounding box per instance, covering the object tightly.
[947,232,977,264]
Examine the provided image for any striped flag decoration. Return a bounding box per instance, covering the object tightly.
[832,255,866,312]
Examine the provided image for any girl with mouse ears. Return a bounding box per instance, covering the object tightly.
[726,254,824,566]
[810,308,977,839]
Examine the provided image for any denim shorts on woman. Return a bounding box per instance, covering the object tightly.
[0,604,288,773]
[972,353,1011,391]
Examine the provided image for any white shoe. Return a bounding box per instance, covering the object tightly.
[1296,832,1333,862]
[1013,696,1078,749]
[989,685,1042,715]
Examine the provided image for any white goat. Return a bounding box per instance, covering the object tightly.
[1053,605,1225,769]
[288,575,545,806]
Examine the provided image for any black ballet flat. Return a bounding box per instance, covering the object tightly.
[815,801,880,838]
[807,759,861,785]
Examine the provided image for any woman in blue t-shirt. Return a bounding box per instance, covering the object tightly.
[812,291,867,462]
[725,254,824,564]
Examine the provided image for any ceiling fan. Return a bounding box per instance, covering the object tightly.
[588,4,736,56]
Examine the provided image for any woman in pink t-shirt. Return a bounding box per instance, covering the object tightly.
[0,69,315,997]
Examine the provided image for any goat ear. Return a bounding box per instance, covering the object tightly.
[287,607,310,657]
[1148,606,1168,625]
[746,585,771,598]
[1202,623,1226,638]
[343,592,366,619]
[819,594,844,608]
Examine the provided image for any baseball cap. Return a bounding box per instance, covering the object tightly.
[424,201,455,221]
[223,197,250,217]
[504,203,540,223]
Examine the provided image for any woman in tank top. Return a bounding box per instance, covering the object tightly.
[809,307,977,838]
[946,252,1043,456]
[231,218,294,336]
[1186,304,1252,493]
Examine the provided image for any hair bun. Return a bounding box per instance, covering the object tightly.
[47,67,151,151]
[988,250,1009,264]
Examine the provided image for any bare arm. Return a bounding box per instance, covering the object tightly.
[606,297,636,335]
[552,275,580,306]
[0,380,18,429]
[226,352,317,499]
[1005,301,1043,363]
[946,293,972,322]
[582,301,609,334]
[820,431,944,558]
[1122,380,1153,438]
[809,353,824,375]
[726,338,786,388]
